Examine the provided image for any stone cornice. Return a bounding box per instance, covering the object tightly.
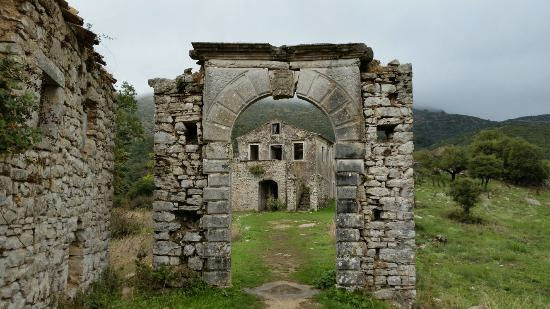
[190,42,373,65]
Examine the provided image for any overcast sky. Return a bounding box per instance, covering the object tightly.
[70,0,549,121]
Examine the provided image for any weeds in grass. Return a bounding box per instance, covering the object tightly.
[314,269,336,289]
[111,208,144,239]
[58,267,122,309]
[445,208,485,224]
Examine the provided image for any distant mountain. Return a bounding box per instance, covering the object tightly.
[415,109,550,159]
[413,109,495,148]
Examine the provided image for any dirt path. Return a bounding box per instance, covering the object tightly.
[246,220,320,309]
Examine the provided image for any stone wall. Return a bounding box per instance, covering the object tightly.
[359,60,416,306]
[0,0,115,307]
[150,43,416,308]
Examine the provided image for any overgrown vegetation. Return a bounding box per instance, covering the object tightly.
[0,55,40,155]
[265,196,285,211]
[248,164,265,176]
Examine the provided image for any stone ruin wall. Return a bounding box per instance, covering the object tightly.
[150,44,415,308]
[0,0,115,307]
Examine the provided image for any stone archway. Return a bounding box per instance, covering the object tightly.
[149,43,416,308]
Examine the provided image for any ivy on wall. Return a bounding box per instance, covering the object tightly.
[0,55,40,155]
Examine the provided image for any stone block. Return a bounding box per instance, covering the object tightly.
[203,187,230,201]
[207,201,230,214]
[154,241,181,256]
[336,229,360,242]
[208,174,230,187]
[335,143,365,159]
[183,232,202,242]
[336,173,359,186]
[203,242,231,257]
[203,160,230,174]
[153,201,175,211]
[35,50,65,87]
[337,186,357,199]
[203,271,230,286]
[336,214,364,228]
[205,142,231,159]
[206,228,230,242]
[336,159,364,173]
[200,215,230,228]
[336,199,358,213]
[337,242,367,256]
[336,270,366,286]
[205,257,231,271]
[188,257,204,271]
[336,257,361,270]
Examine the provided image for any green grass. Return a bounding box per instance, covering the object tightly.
[415,180,550,308]
[232,205,336,287]
[72,181,550,308]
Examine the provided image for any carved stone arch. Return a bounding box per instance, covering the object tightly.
[203,67,363,143]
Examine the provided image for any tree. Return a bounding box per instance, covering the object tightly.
[449,178,481,215]
[469,154,503,190]
[114,82,144,195]
[414,149,446,186]
[438,146,469,181]
[0,56,40,155]
[469,129,509,157]
[503,138,548,186]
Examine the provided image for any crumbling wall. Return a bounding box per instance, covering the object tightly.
[0,0,115,306]
[360,60,416,306]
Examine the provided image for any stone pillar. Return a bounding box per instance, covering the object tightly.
[361,60,416,308]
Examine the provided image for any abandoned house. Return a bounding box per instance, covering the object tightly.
[0,0,115,307]
[231,118,335,211]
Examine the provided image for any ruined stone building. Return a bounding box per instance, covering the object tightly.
[0,0,115,307]
[150,42,416,307]
[231,118,335,211]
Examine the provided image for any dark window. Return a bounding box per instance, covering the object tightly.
[271,123,280,135]
[293,142,304,160]
[249,144,259,161]
[377,124,397,142]
[184,122,198,144]
[270,145,283,160]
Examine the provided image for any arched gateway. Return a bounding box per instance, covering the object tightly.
[149,43,416,308]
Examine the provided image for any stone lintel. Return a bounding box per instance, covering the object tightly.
[190,42,373,65]
[35,50,65,87]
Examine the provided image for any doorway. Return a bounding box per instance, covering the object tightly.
[259,180,278,211]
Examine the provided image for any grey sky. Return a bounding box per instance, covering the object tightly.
[71,0,550,121]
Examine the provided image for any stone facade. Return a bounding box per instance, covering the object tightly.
[0,0,116,307]
[150,43,415,308]
[232,119,335,211]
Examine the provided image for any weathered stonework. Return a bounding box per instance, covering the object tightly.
[232,118,335,211]
[0,0,116,307]
[150,43,415,308]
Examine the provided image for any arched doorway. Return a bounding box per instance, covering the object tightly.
[258,180,278,211]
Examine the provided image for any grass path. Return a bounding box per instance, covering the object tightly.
[232,206,336,288]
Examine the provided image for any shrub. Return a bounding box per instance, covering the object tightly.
[128,174,155,199]
[266,196,285,211]
[316,288,389,309]
[110,208,143,239]
[448,178,481,215]
[314,269,336,289]
[0,55,40,155]
[248,164,265,176]
[58,267,122,309]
